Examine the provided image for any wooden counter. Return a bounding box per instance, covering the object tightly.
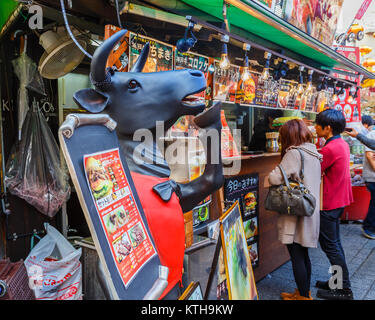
[211,152,290,282]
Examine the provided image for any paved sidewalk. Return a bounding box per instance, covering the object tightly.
[256,222,375,300]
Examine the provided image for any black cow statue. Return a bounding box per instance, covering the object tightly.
[62,29,224,299]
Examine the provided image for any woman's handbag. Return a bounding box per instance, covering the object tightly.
[265,148,316,217]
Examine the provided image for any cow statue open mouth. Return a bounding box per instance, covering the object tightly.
[64,29,224,299]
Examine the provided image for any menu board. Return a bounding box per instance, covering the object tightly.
[128,32,174,72]
[84,148,157,288]
[213,62,240,103]
[223,174,259,268]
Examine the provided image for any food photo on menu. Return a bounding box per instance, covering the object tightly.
[244,217,258,240]
[86,157,113,201]
[129,222,147,248]
[247,240,259,267]
[113,233,133,263]
[104,206,130,235]
[242,191,257,216]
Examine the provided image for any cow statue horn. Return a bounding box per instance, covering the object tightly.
[130,42,150,72]
[90,29,128,90]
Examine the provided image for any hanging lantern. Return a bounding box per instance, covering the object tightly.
[362,58,375,68]
[360,46,373,56]
[362,78,375,88]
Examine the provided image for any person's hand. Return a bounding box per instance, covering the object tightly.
[346,128,359,137]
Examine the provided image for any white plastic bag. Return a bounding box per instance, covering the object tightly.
[25,223,82,300]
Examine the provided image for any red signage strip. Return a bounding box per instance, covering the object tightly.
[355,0,372,20]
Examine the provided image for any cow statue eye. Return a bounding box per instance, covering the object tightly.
[128,80,139,91]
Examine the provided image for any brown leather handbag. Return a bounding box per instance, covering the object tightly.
[265,148,316,217]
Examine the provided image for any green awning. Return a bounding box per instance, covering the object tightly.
[0,0,19,31]
[180,0,375,79]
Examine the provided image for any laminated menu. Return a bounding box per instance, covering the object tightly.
[84,148,157,288]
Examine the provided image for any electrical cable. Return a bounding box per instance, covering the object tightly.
[115,0,123,29]
[60,0,93,59]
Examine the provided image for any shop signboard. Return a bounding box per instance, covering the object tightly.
[83,148,157,289]
[219,201,258,300]
[128,32,174,72]
[332,46,361,123]
[355,0,372,20]
[213,62,240,103]
[223,173,259,269]
[282,0,344,47]
[174,50,210,99]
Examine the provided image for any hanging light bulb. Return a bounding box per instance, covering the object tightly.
[219,42,230,70]
[259,52,272,82]
[241,43,251,81]
[296,66,305,94]
[306,69,314,92]
[241,55,251,81]
[332,80,338,102]
[346,86,355,103]
[338,83,345,96]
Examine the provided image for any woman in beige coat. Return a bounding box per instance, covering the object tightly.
[268,119,322,300]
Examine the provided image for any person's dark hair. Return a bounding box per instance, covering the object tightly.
[362,115,373,127]
[279,119,313,158]
[315,108,346,136]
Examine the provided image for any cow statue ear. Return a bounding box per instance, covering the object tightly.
[73,88,109,113]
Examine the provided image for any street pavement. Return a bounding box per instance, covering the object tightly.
[256,222,375,300]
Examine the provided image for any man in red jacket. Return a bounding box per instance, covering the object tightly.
[314,109,354,300]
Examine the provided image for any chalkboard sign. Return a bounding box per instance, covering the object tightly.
[223,173,259,268]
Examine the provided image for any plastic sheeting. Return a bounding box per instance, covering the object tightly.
[11,52,46,140]
[4,105,70,217]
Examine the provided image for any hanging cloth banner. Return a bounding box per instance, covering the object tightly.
[355,0,372,20]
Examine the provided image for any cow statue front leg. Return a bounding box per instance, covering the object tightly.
[153,101,224,212]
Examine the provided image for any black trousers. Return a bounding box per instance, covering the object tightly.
[286,242,311,297]
[319,207,351,289]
